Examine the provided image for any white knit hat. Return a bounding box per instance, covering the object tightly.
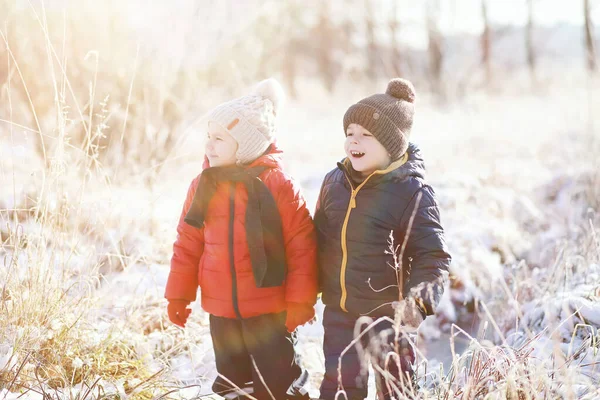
[207,78,285,165]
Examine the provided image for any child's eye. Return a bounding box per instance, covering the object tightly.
[346,132,353,136]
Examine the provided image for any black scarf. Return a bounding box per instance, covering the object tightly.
[184,165,286,288]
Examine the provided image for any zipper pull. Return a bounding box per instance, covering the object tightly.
[350,193,357,209]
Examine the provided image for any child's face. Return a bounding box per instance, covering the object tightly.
[344,123,391,176]
[205,122,239,167]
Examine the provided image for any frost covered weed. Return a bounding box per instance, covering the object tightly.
[0,3,178,399]
[375,137,600,399]
[2,0,600,398]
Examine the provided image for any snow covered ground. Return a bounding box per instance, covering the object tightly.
[2,76,599,398]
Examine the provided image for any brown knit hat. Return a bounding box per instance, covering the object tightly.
[343,78,416,160]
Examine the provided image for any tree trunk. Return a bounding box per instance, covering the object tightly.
[365,0,378,81]
[316,2,335,92]
[584,0,597,72]
[427,0,444,95]
[283,39,298,98]
[389,1,402,77]
[526,0,536,82]
[481,0,492,83]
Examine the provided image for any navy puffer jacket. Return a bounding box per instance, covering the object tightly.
[315,143,451,318]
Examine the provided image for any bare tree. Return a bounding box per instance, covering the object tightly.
[526,0,536,82]
[481,0,492,83]
[282,38,299,98]
[389,1,402,77]
[256,15,273,80]
[426,0,444,95]
[315,2,336,92]
[365,0,379,81]
[280,1,306,98]
[584,0,597,73]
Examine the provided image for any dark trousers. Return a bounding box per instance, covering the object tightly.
[210,312,301,400]
[319,307,416,400]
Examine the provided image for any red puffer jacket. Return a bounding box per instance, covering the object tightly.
[165,145,318,319]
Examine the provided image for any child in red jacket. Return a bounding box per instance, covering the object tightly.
[165,79,317,400]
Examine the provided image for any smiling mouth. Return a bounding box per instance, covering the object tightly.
[350,150,365,158]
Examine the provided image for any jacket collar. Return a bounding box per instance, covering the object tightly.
[337,142,425,188]
[202,142,284,171]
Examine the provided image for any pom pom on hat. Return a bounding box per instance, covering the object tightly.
[386,78,416,103]
[253,78,285,115]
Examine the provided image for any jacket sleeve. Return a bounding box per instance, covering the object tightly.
[313,178,328,293]
[313,179,327,242]
[398,185,451,316]
[164,176,204,302]
[276,177,318,305]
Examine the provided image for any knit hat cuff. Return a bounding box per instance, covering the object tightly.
[343,103,408,160]
[208,104,272,165]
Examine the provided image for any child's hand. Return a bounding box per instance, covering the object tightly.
[167,300,192,328]
[285,303,316,333]
[393,299,424,332]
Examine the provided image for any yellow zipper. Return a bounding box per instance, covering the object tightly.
[339,176,370,311]
[338,153,410,312]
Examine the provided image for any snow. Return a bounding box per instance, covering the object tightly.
[2,65,599,399]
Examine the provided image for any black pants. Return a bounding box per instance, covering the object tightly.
[320,307,416,400]
[210,312,301,400]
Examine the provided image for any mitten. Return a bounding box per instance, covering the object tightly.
[285,303,315,333]
[167,299,192,328]
[393,299,424,332]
